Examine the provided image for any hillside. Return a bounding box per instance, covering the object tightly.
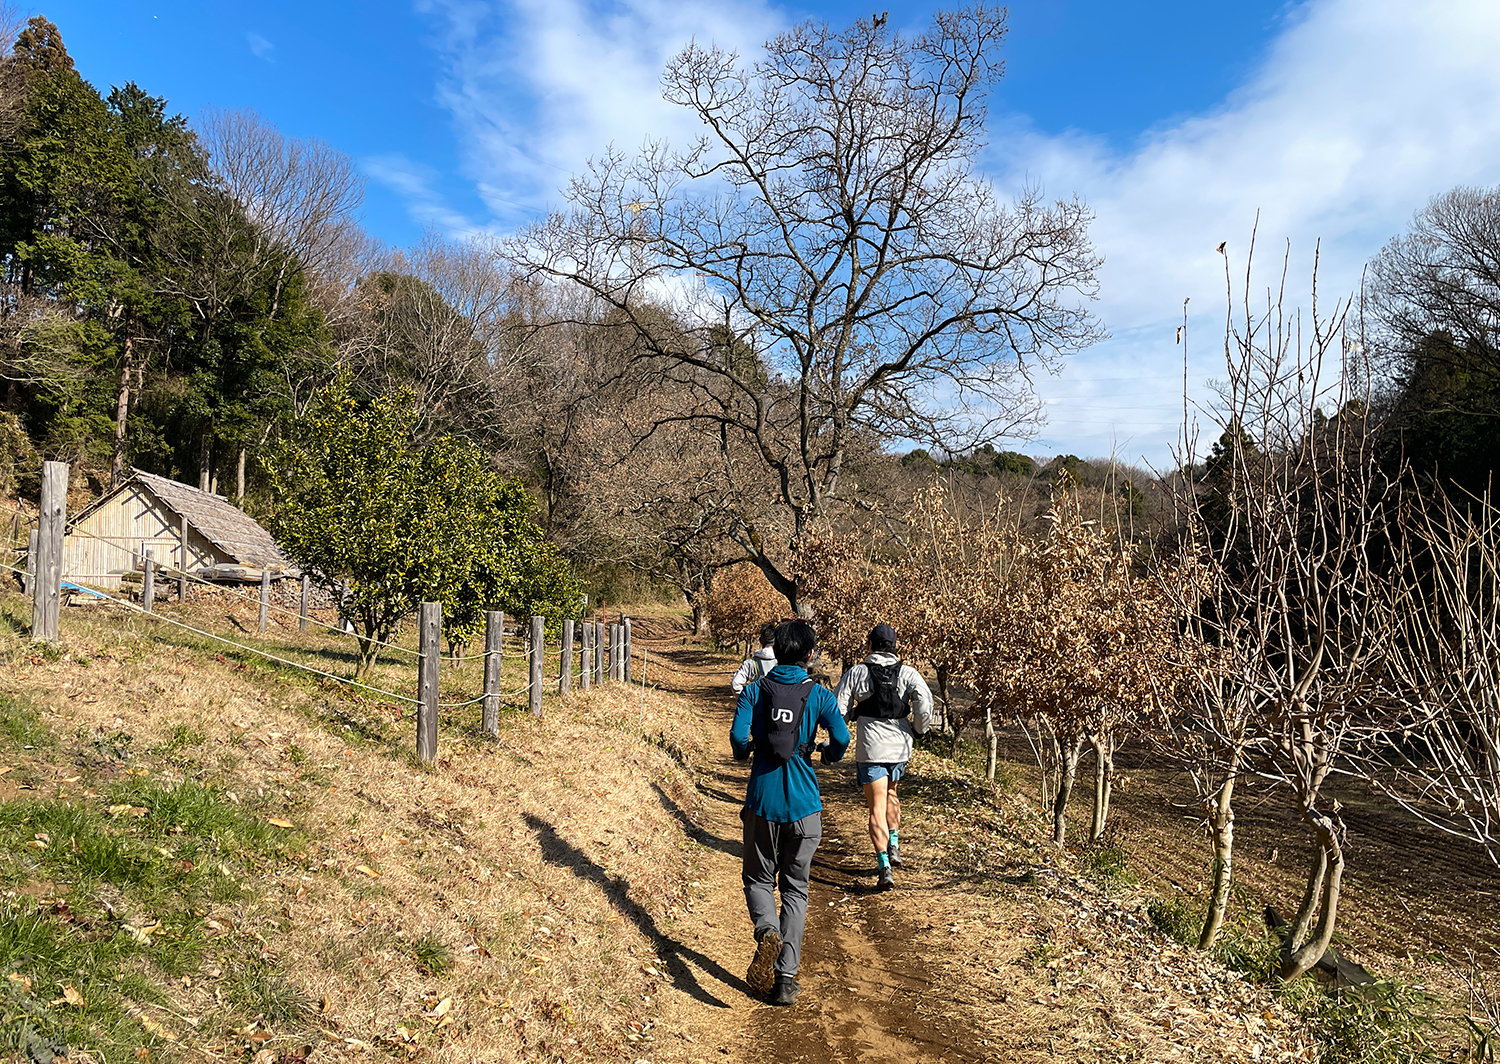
[15,590,1456,1062]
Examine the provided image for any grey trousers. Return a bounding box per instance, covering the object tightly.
[741,807,823,978]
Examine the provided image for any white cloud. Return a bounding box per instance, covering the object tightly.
[996,0,1500,464]
[414,0,782,225]
[246,32,276,62]
[364,154,484,238]
[409,0,1500,466]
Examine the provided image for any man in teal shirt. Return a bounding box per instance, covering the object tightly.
[731,619,849,1006]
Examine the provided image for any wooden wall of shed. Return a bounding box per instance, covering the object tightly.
[61,484,224,589]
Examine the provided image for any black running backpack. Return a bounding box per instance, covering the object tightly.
[752,678,814,763]
[851,660,909,720]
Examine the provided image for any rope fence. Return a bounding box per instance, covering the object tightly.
[6,460,643,767]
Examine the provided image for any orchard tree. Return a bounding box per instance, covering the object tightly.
[509,6,1100,613]
[265,376,577,677]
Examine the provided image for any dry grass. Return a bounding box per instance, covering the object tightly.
[0,588,712,1062]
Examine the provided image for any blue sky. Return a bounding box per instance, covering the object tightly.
[40,1,1500,465]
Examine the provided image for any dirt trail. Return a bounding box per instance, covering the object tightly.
[633,620,986,1064]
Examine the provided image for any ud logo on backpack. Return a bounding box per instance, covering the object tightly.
[850,660,909,720]
[752,678,815,763]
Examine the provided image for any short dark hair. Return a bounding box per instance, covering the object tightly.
[758,621,777,647]
[774,619,817,665]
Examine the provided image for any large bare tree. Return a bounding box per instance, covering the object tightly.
[508,6,1100,610]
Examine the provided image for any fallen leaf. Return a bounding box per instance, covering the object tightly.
[354,865,381,879]
[432,998,452,1017]
[52,984,84,1007]
[266,817,294,829]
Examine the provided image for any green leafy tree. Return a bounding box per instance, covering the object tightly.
[265,377,578,677]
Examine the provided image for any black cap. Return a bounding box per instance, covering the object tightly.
[869,623,897,650]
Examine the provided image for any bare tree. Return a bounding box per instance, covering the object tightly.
[1381,488,1500,862]
[507,7,1100,611]
[1157,238,1410,977]
[1368,185,1500,372]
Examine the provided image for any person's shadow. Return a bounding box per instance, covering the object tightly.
[650,781,739,857]
[524,813,748,1008]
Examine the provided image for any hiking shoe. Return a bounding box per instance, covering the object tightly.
[877,866,896,891]
[887,843,903,868]
[770,976,801,1006]
[746,930,782,995]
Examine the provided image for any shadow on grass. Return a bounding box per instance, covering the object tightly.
[651,781,738,858]
[524,813,745,1009]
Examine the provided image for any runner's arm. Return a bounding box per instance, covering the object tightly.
[904,667,935,735]
[832,666,867,719]
[730,683,757,761]
[730,658,755,694]
[817,689,851,762]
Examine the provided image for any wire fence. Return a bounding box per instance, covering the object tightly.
[57,522,424,657]
[8,462,648,763]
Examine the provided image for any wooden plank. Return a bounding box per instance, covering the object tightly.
[417,601,441,763]
[528,616,544,716]
[299,574,310,633]
[595,621,606,685]
[178,514,189,602]
[560,619,574,695]
[142,549,155,613]
[31,461,67,641]
[24,528,36,598]
[482,610,503,737]
[258,568,271,634]
[623,618,633,683]
[580,617,592,692]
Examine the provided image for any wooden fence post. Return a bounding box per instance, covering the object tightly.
[580,619,592,692]
[258,569,271,634]
[142,549,155,613]
[417,601,441,763]
[178,514,189,603]
[623,618,633,683]
[24,528,37,598]
[299,574,310,633]
[560,619,574,695]
[482,610,503,737]
[529,615,544,716]
[31,461,67,641]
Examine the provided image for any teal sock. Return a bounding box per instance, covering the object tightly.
[888,830,899,852]
[877,851,890,869]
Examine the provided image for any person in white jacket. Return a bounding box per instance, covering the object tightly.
[731,622,779,694]
[833,623,932,891]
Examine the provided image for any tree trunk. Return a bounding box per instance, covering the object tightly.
[691,600,707,636]
[1051,735,1085,848]
[112,333,134,489]
[935,664,950,734]
[1199,770,1237,949]
[1280,810,1345,979]
[236,447,247,501]
[1089,731,1115,841]
[198,431,213,492]
[984,704,998,782]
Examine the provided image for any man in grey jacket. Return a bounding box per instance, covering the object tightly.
[833,623,933,890]
[731,621,779,694]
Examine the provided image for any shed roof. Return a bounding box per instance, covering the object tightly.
[72,469,289,569]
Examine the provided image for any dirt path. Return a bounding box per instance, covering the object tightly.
[633,621,987,1064]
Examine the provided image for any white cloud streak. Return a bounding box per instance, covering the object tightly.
[408,0,1500,465]
[246,32,276,63]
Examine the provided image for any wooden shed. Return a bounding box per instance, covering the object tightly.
[62,469,290,589]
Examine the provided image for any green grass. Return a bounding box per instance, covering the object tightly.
[225,959,315,1023]
[1077,840,1138,892]
[0,691,51,748]
[411,931,454,975]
